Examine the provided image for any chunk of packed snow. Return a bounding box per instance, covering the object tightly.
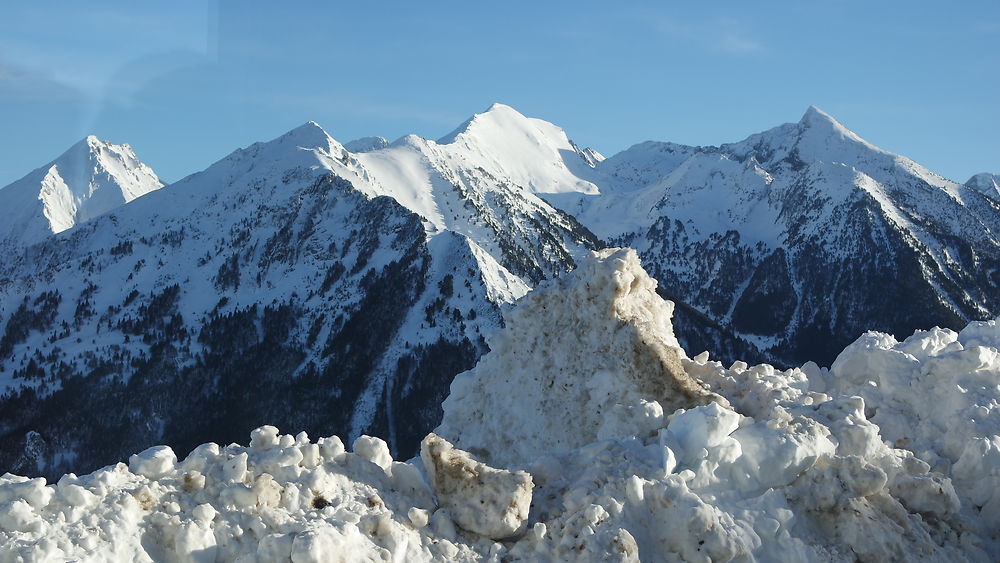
[421,433,533,539]
[128,445,177,480]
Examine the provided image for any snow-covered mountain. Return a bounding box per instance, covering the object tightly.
[0,110,602,478]
[3,249,998,561]
[552,106,1000,365]
[1,103,996,482]
[967,172,1000,200]
[343,136,389,153]
[0,136,162,248]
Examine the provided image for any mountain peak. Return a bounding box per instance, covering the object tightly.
[65,134,108,157]
[434,103,599,194]
[720,105,883,169]
[437,102,531,145]
[966,172,1000,199]
[259,121,345,162]
[282,121,335,146]
[797,106,858,139]
[483,102,519,115]
[0,136,163,245]
[800,105,832,121]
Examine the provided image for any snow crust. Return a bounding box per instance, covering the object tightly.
[2,249,1000,561]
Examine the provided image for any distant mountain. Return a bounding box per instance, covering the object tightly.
[0,136,162,248]
[550,106,1000,364]
[967,172,1000,200]
[344,136,389,153]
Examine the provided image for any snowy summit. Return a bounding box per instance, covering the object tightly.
[0,136,162,248]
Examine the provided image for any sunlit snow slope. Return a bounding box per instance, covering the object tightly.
[967,172,1000,200]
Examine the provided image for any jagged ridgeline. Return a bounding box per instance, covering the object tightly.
[2,103,998,479]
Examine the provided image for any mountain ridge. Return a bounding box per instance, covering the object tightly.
[0,103,996,480]
[559,105,1000,364]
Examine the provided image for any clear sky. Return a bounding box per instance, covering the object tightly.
[0,1,997,187]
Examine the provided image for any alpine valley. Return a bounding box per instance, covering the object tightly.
[1,104,997,479]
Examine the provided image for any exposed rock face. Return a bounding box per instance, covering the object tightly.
[436,248,722,468]
[420,433,532,539]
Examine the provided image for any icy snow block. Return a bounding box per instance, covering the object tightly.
[128,445,177,480]
[0,477,53,509]
[250,425,280,451]
[0,499,37,532]
[353,435,393,471]
[421,433,532,539]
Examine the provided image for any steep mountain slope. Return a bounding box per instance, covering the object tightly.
[0,136,162,248]
[0,113,601,479]
[344,105,603,283]
[555,107,1000,365]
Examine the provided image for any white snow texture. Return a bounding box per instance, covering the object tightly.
[2,249,999,561]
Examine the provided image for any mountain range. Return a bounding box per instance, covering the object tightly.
[0,103,996,478]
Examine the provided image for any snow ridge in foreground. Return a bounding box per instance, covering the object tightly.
[2,249,999,561]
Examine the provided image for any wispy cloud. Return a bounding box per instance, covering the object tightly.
[973,20,1000,35]
[642,12,769,57]
[0,4,211,100]
[0,59,82,102]
[713,26,767,55]
[245,92,465,133]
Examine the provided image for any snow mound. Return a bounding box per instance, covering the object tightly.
[2,248,999,561]
[436,247,721,468]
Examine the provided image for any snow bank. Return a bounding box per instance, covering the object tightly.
[2,248,999,561]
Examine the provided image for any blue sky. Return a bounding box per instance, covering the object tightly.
[0,1,997,187]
